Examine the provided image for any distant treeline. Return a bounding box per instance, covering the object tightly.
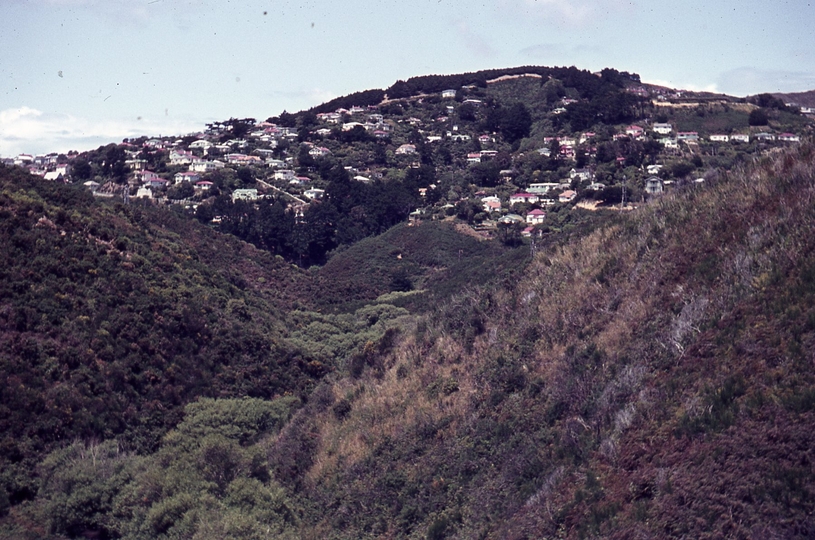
[306,65,640,113]
[198,162,428,266]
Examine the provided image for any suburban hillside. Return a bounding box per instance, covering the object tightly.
[1,64,814,538]
[285,143,815,539]
[3,143,815,540]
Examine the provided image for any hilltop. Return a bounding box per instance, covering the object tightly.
[5,65,812,272]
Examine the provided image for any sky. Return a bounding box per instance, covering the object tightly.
[1,0,814,156]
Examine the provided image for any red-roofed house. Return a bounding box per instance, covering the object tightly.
[625,125,644,138]
[510,192,539,205]
[526,209,546,224]
[558,190,577,203]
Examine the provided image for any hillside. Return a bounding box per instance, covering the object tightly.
[309,220,530,312]
[0,164,324,515]
[774,90,815,108]
[20,64,809,276]
[3,143,815,538]
[279,144,815,539]
[1,64,815,539]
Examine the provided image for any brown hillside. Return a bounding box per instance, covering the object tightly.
[284,144,815,539]
[774,89,815,108]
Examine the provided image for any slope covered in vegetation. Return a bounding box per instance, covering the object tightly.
[7,143,815,539]
[0,163,539,538]
[0,164,325,516]
[282,144,815,538]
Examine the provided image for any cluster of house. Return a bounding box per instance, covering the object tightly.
[2,153,73,180]
[470,167,595,235]
[314,108,393,139]
[620,123,801,148]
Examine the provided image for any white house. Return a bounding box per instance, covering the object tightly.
[146,177,168,189]
[232,188,258,201]
[709,134,729,142]
[653,123,673,134]
[274,169,296,181]
[304,188,325,200]
[526,209,546,224]
[509,192,539,205]
[441,89,457,99]
[625,125,644,138]
[498,214,524,225]
[528,182,560,194]
[174,171,200,185]
[677,132,699,141]
[570,168,592,182]
[135,186,153,199]
[395,144,417,155]
[730,134,750,143]
[125,159,147,171]
[190,160,224,173]
[169,150,196,165]
[645,177,664,195]
[558,190,577,203]
[481,195,502,213]
[83,180,100,192]
[189,140,213,150]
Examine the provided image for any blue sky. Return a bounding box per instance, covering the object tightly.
[2,0,814,156]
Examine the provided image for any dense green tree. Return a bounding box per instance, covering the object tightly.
[749,108,770,126]
[71,159,93,180]
[236,167,253,185]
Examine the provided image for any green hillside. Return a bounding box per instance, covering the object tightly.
[281,144,815,539]
[0,165,322,518]
[2,63,815,538]
[310,221,529,312]
[5,143,815,539]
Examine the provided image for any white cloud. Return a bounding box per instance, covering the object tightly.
[520,42,603,62]
[16,0,210,26]
[507,0,635,26]
[0,106,202,157]
[643,79,719,93]
[264,88,339,112]
[455,21,497,58]
[716,67,815,96]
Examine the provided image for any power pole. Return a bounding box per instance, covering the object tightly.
[620,181,626,210]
